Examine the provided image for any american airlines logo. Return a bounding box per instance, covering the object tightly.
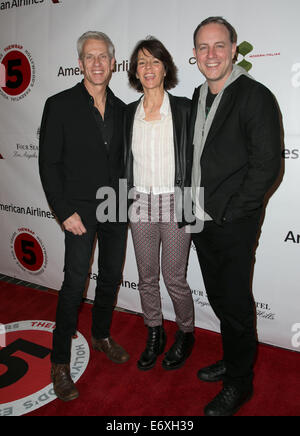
[0,1,61,12]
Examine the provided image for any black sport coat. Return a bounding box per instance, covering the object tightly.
[39,83,126,224]
[188,75,282,225]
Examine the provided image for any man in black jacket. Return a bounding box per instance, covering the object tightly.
[39,31,129,402]
[189,17,282,416]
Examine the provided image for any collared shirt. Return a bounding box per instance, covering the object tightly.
[80,80,113,153]
[132,92,175,195]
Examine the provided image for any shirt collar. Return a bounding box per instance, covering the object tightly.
[80,80,114,107]
[136,91,170,121]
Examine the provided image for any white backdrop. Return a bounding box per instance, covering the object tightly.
[0,0,299,352]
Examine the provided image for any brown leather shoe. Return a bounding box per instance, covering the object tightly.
[91,336,130,364]
[51,363,79,402]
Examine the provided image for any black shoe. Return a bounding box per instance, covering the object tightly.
[137,326,166,371]
[162,330,195,371]
[204,384,253,417]
[197,360,226,382]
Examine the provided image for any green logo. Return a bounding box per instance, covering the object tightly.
[237,41,254,72]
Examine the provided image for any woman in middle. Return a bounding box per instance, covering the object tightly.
[125,37,195,371]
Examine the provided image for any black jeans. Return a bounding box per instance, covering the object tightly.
[192,212,261,388]
[51,221,128,364]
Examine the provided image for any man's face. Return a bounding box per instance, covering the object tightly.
[79,38,115,88]
[193,23,237,92]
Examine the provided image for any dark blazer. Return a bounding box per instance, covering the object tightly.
[39,82,126,224]
[188,75,282,225]
[124,93,191,225]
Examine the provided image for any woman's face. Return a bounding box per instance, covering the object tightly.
[136,48,166,92]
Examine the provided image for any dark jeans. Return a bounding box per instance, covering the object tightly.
[51,221,128,364]
[192,212,261,388]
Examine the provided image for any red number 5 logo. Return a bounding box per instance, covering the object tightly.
[14,233,44,272]
[1,50,31,97]
[0,339,51,389]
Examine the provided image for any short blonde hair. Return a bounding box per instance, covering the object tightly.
[77,31,115,60]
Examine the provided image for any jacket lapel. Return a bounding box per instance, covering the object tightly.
[168,93,179,152]
[125,99,140,189]
[190,82,237,149]
[204,83,237,147]
[126,99,140,148]
[189,87,200,146]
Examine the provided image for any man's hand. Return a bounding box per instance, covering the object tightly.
[63,212,87,236]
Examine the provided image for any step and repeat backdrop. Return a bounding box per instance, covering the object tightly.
[0,0,299,352]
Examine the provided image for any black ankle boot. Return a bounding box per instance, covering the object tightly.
[137,326,166,371]
[197,360,226,382]
[204,384,253,416]
[162,330,195,370]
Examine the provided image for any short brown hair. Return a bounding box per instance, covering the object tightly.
[193,17,238,47]
[128,37,178,92]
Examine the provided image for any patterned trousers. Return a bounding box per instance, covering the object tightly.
[130,192,194,332]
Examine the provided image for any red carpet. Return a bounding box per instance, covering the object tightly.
[0,280,300,416]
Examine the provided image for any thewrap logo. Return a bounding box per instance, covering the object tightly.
[10,228,48,275]
[0,44,35,101]
[291,63,300,88]
[0,321,89,416]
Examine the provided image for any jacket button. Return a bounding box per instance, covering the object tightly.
[176,179,181,185]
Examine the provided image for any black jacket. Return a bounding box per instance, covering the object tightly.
[188,75,282,225]
[124,93,191,225]
[39,83,126,224]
